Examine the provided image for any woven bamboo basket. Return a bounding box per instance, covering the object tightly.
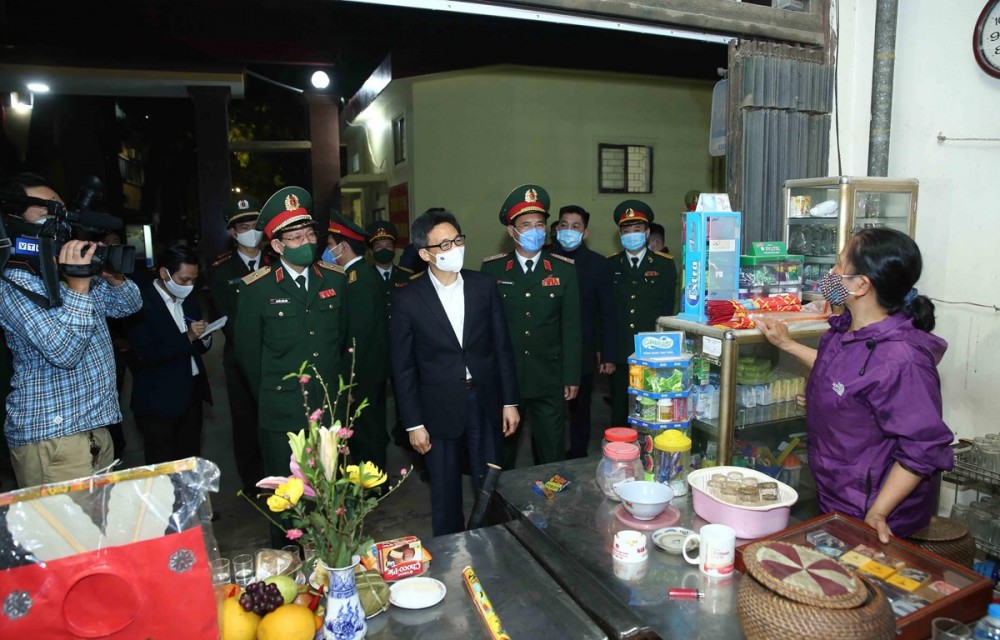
[738,572,897,640]
[906,516,975,568]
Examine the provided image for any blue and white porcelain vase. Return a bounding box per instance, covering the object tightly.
[322,556,367,640]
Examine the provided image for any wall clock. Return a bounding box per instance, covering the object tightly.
[975,0,1000,78]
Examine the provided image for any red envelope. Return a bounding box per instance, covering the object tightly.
[0,526,218,639]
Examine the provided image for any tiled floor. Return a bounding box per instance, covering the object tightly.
[0,331,611,558]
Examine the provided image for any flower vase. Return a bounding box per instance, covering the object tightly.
[322,556,367,640]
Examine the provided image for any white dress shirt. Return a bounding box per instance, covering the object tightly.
[376,265,393,281]
[238,249,262,272]
[281,258,310,290]
[153,281,206,375]
[625,247,647,267]
[514,250,542,273]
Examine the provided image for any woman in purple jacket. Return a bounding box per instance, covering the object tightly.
[759,228,953,543]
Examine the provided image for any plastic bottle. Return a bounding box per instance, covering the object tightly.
[975,603,1000,639]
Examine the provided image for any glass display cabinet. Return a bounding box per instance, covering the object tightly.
[783,176,918,301]
[657,316,829,507]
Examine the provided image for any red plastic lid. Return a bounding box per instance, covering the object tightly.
[604,427,638,443]
[603,442,640,462]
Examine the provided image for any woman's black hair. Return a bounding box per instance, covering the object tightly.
[846,227,935,332]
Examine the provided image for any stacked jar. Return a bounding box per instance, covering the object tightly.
[653,430,692,496]
[595,442,644,501]
[626,350,694,481]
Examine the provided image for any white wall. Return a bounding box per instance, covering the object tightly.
[835,1,1000,509]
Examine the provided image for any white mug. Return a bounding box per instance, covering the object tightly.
[683,524,736,577]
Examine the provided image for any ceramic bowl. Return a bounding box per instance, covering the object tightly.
[615,481,674,520]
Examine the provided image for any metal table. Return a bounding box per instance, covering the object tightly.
[366,523,607,639]
[489,457,818,639]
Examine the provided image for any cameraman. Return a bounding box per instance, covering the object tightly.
[0,174,142,488]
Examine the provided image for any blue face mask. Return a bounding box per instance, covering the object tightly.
[621,231,647,252]
[514,227,547,253]
[556,229,583,251]
[321,247,337,264]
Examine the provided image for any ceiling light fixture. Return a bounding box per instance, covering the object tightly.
[9,91,33,112]
[26,82,50,93]
[311,71,331,89]
[340,0,734,45]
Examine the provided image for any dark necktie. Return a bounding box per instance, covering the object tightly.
[631,257,639,269]
[525,259,534,274]
[383,270,390,281]
[247,259,256,272]
[295,275,306,290]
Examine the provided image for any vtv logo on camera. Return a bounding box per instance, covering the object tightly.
[13,237,40,256]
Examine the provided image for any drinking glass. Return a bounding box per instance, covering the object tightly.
[931,617,972,639]
[282,544,302,561]
[949,503,971,528]
[210,558,232,586]
[970,510,992,541]
[232,553,254,587]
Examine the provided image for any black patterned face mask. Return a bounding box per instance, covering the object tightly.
[819,270,860,306]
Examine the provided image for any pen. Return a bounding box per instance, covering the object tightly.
[668,588,704,599]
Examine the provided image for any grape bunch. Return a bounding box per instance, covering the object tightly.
[238,581,285,615]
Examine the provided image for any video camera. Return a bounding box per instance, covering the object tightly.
[0,176,136,309]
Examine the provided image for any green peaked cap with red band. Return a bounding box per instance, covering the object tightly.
[499,184,550,226]
[257,186,314,239]
[364,220,398,245]
[614,199,655,226]
[328,210,368,242]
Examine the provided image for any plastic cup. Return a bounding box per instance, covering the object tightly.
[210,557,232,586]
[232,553,254,586]
[931,617,971,639]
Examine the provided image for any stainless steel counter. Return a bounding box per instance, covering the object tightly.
[492,457,745,640]
[366,523,607,639]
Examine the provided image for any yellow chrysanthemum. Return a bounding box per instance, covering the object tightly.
[266,477,305,512]
[346,462,387,489]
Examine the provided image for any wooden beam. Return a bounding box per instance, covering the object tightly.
[496,0,824,46]
[228,140,312,152]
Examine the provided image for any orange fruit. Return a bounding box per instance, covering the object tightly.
[256,604,316,640]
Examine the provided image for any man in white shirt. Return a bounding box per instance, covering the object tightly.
[390,209,520,536]
[125,244,212,465]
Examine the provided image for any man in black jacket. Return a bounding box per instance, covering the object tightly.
[390,209,520,536]
[550,205,618,458]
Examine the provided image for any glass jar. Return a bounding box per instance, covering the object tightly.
[656,398,673,422]
[602,427,638,451]
[653,430,691,496]
[596,442,643,500]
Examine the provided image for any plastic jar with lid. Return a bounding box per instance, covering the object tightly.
[782,454,802,488]
[653,430,692,496]
[638,397,658,421]
[656,398,673,422]
[595,442,643,500]
[601,427,638,451]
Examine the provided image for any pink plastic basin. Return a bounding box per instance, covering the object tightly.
[687,467,798,539]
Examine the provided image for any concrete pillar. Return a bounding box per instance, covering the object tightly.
[188,86,232,264]
[306,92,341,232]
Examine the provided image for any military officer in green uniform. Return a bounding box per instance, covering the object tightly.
[481,185,582,468]
[327,212,390,471]
[234,187,348,485]
[207,196,267,493]
[365,220,413,305]
[607,200,678,426]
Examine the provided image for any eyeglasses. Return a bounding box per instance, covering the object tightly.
[425,234,466,252]
[514,220,547,232]
[282,228,317,245]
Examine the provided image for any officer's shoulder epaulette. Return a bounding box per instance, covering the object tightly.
[654,250,674,260]
[397,265,414,274]
[211,251,233,267]
[482,253,508,262]
[607,250,624,259]
[409,271,426,280]
[317,260,344,274]
[241,265,271,285]
[549,253,575,265]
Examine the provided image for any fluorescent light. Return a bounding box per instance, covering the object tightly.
[9,91,32,112]
[341,0,734,45]
[311,71,331,89]
[26,82,49,93]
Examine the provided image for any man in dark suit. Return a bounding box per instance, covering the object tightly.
[125,244,212,465]
[550,205,618,459]
[390,209,520,536]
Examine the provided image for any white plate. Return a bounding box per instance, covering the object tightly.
[651,527,695,555]
[389,577,447,610]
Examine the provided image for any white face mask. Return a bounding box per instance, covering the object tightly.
[163,270,194,300]
[235,229,263,249]
[433,246,465,273]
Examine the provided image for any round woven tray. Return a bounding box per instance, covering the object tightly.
[906,516,975,568]
[742,541,866,609]
[738,571,897,640]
